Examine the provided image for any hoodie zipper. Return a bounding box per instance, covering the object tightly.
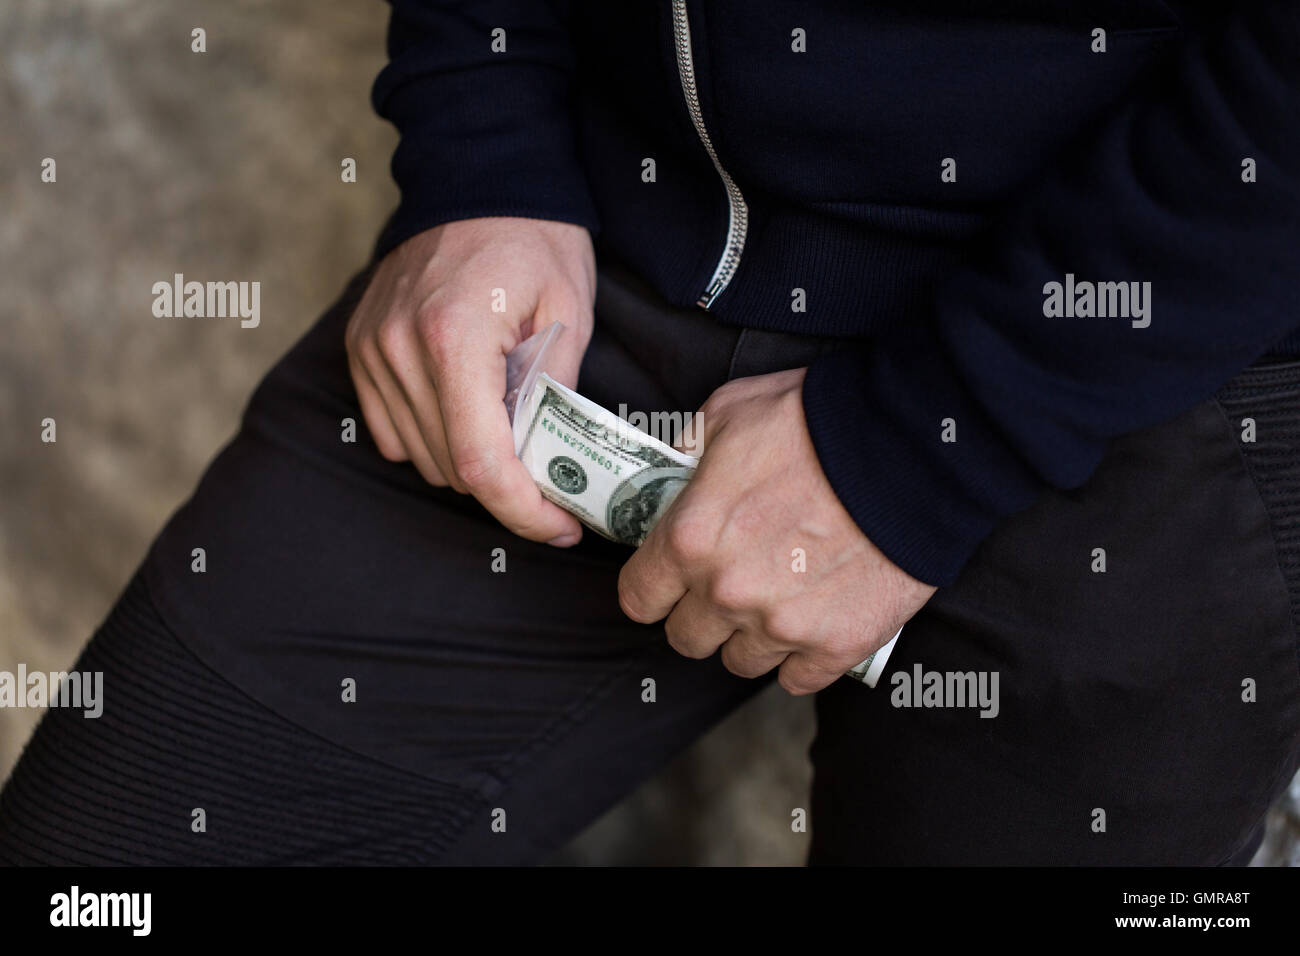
[671,0,748,309]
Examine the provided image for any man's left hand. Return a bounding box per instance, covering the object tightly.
[617,368,937,695]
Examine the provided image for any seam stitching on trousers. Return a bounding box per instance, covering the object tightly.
[135,569,482,803]
[1208,395,1300,678]
[1207,394,1300,851]
[726,328,748,380]
[429,644,659,864]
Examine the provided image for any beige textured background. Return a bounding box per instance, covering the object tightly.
[1,0,1294,865]
[0,0,814,866]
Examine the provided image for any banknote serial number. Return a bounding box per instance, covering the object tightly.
[540,417,625,475]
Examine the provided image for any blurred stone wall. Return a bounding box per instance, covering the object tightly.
[0,0,1293,866]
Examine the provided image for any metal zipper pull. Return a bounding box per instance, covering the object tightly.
[671,0,749,311]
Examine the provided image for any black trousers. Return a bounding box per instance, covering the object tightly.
[3,249,1299,865]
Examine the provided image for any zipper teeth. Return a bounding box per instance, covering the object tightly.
[671,0,748,309]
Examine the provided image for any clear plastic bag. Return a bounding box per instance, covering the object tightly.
[504,322,568,456]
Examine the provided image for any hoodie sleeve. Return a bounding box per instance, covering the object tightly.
[370,0,599,259]
[802,3,1300,587]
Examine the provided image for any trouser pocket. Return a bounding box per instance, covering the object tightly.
[1214,356,1300,674]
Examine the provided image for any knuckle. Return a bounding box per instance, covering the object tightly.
[665,627,708,660]
[778,670,816,697]
[375,318,408,363]
[616,577,650,623]
[450,449,503,493]
[709,572,755,614]
[663,511,714,563]
[701,379,740,414]
[766,606,811,646]
[719,642,756,678]
[416,306,463,362]
[354,336,383,373]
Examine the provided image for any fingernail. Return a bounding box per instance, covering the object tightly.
[547,532,581,547]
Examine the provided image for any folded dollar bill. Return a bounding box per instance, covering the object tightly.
[518,373,696,547]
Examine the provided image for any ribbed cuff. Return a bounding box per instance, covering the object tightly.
[373,66,601,260]
[373,199,600,264]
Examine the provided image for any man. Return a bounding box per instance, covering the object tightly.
[2,1,1298,864]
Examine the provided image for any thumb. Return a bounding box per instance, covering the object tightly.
[530,291,592,391]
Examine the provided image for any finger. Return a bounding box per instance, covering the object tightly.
[365,356,450,487]
[776,651,845,696]
[348,354,406,463]
[379,333,464,491]
[718,630,789,679]
[416,390,459,490]
[662,588,734,660]
[617,521,691,623]
[431,333,583,544]
[530,308,586,389]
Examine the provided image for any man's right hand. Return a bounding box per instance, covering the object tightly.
[345,216,596,547]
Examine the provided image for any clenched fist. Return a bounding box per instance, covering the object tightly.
[618,369,937,694]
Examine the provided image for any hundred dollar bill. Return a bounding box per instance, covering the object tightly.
[519,373,696,546]
[844,630,900,686]
[514,371,901,686]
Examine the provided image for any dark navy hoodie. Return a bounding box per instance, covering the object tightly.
[372,1,1300,587]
